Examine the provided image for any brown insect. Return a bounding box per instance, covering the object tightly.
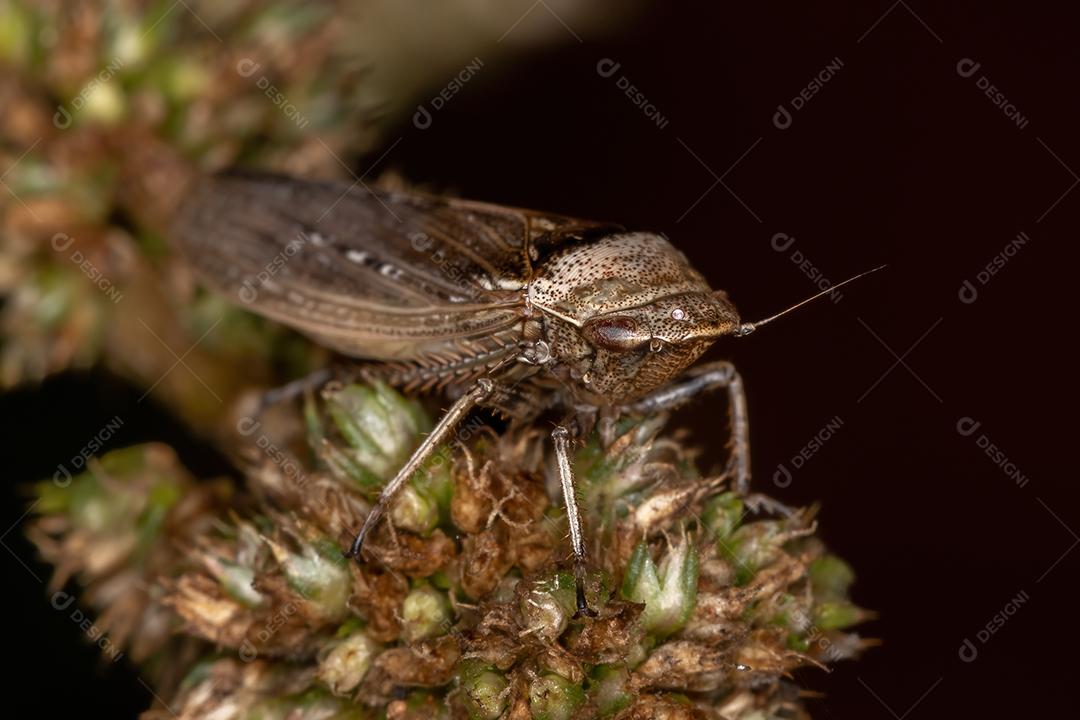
[173,170,879,616]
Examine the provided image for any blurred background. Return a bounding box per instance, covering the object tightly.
[1,1,1075,716]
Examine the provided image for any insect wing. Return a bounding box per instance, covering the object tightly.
[172,171,612,362]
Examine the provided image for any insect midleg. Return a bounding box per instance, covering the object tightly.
[626,360,751,494]
[254,366,339,414]
[344,377,496,559]
[551,425,597,618]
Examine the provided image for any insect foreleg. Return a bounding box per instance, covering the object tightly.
[626,360,750,495]
[551,425,598,618]
[344,377,496,559]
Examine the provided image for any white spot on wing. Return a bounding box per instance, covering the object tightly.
[379,264,403,279]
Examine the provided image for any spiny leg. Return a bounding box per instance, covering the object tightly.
[344,377,495,560]
[627,360,751,495]
[551,425,597,618]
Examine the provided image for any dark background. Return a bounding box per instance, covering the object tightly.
[3,2,1075,717]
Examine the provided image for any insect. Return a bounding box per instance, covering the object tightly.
[173,170,879,616]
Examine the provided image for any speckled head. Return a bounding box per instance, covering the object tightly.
[529,232,744,403]
[576,288,740,401]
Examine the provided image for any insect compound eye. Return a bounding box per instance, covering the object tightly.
[582,315,649,352]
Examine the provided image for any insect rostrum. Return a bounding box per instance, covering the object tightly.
[173,170,867,616]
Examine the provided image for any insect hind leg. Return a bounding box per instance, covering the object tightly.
[344,377,496,560]
[626,360,751,495]
[551,425,598,618]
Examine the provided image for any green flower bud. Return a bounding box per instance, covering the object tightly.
[458,660,508,720]
[529,673,586,720]
[809,554,856,600]
[812,601,867,631]
[725,520,791,584]
[108,18,150,69]
[787,633,811,653]
[317,437,383,491]
[80,79,126,126]
[588,664,632,717]
[390,484,439,535]
[318,630,377,695]
[35,445,184,557]
[324,383,426,477]
[205,557,264,608]
[401,585,451,643]
[314,382,457,513]
[162,58,210,102]
[701,492,744,540]
[519,571,576,644]
[265,536,350,622]
[621,535,699,639]
[0,2,32,63]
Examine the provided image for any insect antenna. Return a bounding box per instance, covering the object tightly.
[732,264,886,337]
